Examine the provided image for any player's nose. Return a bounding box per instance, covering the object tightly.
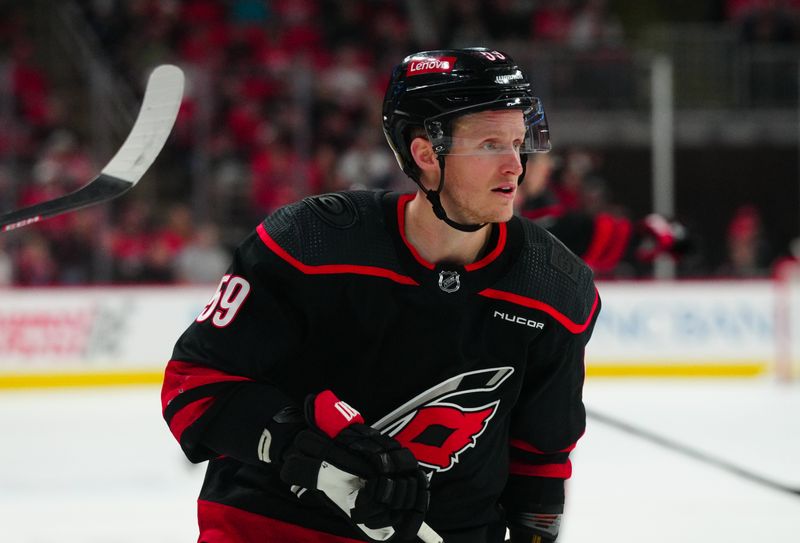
[501,151,524,177]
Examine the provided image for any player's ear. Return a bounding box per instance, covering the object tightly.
[410,137,438,175]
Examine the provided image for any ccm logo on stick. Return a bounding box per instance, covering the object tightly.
[493,311,544,329]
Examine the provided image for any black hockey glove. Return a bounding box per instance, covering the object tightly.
[280,390,429,542]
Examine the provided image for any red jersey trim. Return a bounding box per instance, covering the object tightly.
[168,396,215,442]
[396,193,508,271]
[509,459,572,479]
[397,194,435,270]
[161,360,254,442]
[256,223,418,286]
[465,220,507,271]
[510,438,577,455]
[198,499,366,543]
[161,360,253,413]
[478,287,600,334]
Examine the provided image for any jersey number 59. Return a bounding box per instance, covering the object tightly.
[196,274,251,327]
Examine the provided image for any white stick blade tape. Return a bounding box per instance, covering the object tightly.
[101,64,185,183]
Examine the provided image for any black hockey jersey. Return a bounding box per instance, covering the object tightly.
[162,191,600,543]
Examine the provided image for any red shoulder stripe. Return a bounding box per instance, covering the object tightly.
[478,287,599,334]
[256,223,418,286]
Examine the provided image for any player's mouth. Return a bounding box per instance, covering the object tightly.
[491,184,516,198]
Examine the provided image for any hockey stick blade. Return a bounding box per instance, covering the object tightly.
[1,64,185,232]
[587,408,800,498]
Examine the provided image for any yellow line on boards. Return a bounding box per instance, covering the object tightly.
[0,363,768,389]
[586,363,766,378]
[0,371,164,389]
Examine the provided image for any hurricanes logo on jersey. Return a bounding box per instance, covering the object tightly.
[374,367,514,472]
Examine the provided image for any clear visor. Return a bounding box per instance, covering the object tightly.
[424,96,551,156]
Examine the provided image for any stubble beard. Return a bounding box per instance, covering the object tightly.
[440,189,513,225]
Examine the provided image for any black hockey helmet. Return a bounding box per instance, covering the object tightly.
[382,47,550,231]
[382,47,550,183]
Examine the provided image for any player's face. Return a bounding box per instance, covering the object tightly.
[438,110,526,224]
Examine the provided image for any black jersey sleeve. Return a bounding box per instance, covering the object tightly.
[161,216,307,465]
[162,191,405,467]
[502,299,599,513]
[500,225,601,518]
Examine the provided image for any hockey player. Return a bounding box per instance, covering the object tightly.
[162,48,600,543]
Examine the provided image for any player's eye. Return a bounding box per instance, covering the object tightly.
[482,141,499,152]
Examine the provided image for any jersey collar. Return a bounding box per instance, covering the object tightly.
[384,192,523,296]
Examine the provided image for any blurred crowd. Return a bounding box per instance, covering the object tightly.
[1,0,800,286]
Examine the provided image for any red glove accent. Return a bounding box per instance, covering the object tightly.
[312,390,365,438]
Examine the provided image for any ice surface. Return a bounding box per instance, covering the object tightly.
[564,379,800,543]
[1,379,798,542]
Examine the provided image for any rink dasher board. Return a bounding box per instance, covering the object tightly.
[0,280,793,386]
[586,280,778,377]
[0,286,212,376]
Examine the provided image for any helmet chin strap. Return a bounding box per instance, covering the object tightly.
[418,156,487,233]
[416,155,528,233]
